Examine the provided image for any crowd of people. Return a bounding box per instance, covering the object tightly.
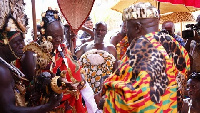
[0,0,200,113]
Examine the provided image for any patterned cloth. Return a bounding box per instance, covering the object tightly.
[116,36,129,60]
[122,2,159,21]
[103,32,190,113]
[79,49,115,94]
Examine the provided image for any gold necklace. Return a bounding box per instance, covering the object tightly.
[8,43,21,59]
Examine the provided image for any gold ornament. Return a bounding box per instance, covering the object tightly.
[42,36,46,42]
[40,40,53,53]
[47,36,52,41]
[40,28,45,35]
[3,38,8,45]
[40,21,44,27]
[51,76,66,94]
[5,27,11,31]
[60,70,67,78]
[54,14,58,19]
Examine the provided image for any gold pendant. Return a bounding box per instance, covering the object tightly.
[3,38,8,45]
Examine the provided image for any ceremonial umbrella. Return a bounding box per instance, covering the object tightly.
[159,12,196,33]
[57,0,95,35]
[57,0,95,54]
[111,0,199,14]
[159,12,195,24]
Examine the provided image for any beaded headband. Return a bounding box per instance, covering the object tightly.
[122,2,160,21]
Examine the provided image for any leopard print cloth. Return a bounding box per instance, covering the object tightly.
[115,31,189,104]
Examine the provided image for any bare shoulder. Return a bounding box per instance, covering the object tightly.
[105,43,115,47]
[110,35,118,44]
[105,43,117,57]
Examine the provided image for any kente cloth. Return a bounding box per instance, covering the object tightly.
[116,36,129,60]
[51,44,87,113]
[79,49,116,94]
[103,32,190,113]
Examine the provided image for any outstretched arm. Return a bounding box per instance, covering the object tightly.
[80,26,94,38]
[108,46,118,72]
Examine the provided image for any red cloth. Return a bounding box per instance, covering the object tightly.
[52,44,86,113]
[52,44,82,82]
[157,0,200,8]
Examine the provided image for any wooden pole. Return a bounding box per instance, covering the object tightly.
[158,1,160,14]
[31,0,37,41]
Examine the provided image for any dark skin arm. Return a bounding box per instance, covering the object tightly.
[0,64,62,113]
[107,45,118,72]
[110,33,125,47]
[21,51,36,81]
[75,43,87,59]
[76,27,94,48]
[181,102,189,113]
[80,26,94,38]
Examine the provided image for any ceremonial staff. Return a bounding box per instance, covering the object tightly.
[31,0,37,41]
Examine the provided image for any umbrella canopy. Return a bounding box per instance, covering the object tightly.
[111,0,199,14]
[57,0,95,34]
[159,12,195,24]
[157,0,200,8]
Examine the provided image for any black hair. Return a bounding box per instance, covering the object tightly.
[86,16,92,21]
[95,21,107,27]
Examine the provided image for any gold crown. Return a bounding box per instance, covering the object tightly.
[122,2,160,21]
